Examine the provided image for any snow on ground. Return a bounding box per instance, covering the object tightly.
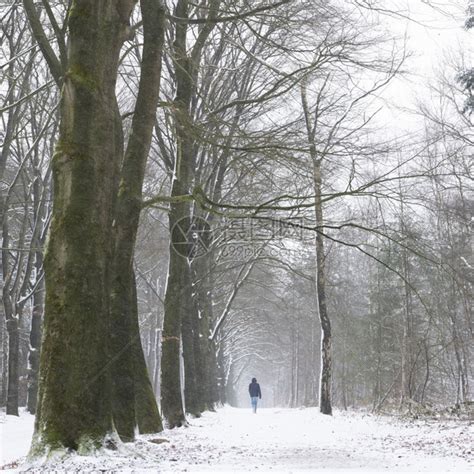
[0,410,35,468]
[0,406,472,473]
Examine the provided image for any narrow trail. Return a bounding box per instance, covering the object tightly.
[1,407,472,472]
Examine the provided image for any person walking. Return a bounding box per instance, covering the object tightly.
[249,377,262,413]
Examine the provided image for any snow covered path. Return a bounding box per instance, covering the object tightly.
[1,406,472,472]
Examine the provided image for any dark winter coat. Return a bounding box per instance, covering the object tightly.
[249,381,261,398]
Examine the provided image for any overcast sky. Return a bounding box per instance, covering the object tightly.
[377,0,472,131]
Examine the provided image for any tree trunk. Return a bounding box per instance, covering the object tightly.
[314,159,332,415]
[190,287,206,413]
[161,210,188,427]
[27,257,44,414]
[216,343,226,404]
[31,0,135,453]
[130,272,163,434]
[160,0,220,424]
[109,0,165,439]
[290,326,296,407]
[301,83,332,415]
[153,328,161,396]
[400,224,413,407]
[0,317,7,406]
[160,0,193,428]
[181,264,200,416]
[6,315,19,416]
[193,249,217,410]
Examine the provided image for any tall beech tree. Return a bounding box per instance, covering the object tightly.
[301,81,332,415]
[108,0,165,440]
[32,0,131,451]
[161,0,222,428]
[24,0,166,453]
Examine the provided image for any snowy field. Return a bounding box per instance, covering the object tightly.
[0,406,472,473]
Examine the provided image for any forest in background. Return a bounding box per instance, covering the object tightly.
[0,0,472,455]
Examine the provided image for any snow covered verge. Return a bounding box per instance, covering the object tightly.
[1,406,472,473]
